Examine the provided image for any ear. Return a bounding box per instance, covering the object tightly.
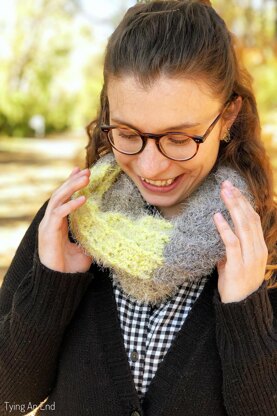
[222,96,243,130]
[219,96,242,142]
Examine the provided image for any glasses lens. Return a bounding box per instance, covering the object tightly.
[108,128,143,154]
[160,134,198,160]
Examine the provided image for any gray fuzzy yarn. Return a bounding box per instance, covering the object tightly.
[156,166,254,286]
[99,153,254,304]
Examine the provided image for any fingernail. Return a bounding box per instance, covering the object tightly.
[223,187,233,198]
[79,168,89,174]
[77,195,86,201]
[223,180,233,188]
[214,212,224,222]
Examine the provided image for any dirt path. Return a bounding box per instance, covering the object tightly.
[0,134,87,284]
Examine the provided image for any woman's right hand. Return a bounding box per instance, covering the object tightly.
[38,167,93,273]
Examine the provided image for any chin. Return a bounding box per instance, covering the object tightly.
[143,194,179,208]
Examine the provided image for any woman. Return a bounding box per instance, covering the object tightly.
[0,1,276,415]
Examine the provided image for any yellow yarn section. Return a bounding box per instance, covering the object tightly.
[69,161,173,280]
[77,162,122,200]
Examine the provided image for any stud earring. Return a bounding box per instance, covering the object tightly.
[222,128,231,143]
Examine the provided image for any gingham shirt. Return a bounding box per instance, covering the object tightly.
[113,276,207,400]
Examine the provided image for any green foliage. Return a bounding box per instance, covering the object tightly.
[0,0,100,137]
[213,0,277,126]
[1,0,277,138]
[251,56,277,123]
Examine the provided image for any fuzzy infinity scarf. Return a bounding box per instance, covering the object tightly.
[69,153,253,305]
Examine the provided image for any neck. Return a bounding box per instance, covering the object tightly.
[158,203,184,219]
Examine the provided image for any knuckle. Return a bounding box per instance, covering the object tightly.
[262,244,268,258]
[220,224,230,233]
[226,235,240,248]
[252,245,268,267]
[252,211,261,224]
[39,216,48,230]
[51,186,61,197]
[38,221,50,242]
[52,206,62,218]
[241,223,250,232]
[50,191,60,204]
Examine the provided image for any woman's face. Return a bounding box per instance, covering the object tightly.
[107,75,231,218]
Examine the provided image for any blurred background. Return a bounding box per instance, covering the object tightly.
[0,0,277,283]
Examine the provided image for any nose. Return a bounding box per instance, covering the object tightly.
[136,138,171,179]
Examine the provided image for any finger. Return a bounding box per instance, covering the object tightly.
[69,167,90,179]
[232,186,266,247]
[222,181,266,254]
[232,186,268,266]
[58,168,90,192]
[53,168,90,200]
[221,182,268,276]
[222,181,258,219]
[220,182,256,258]
[51,195,86,221]
[48,172,90,211]
[213,212,242,259]
[69,167,81,177]
[62,169,90,194]
[40,195,87,238]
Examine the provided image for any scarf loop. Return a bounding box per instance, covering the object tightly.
[69,153,253,304]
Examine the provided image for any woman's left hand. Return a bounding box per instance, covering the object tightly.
[213,180,268,303]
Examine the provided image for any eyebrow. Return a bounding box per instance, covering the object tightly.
[110,117,201,131]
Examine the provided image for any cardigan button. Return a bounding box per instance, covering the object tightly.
[130,411,140,416]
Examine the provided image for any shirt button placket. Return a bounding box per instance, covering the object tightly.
[130,349,139,362]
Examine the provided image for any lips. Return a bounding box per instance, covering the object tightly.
[139,174,183,193]
[141,177,175,186]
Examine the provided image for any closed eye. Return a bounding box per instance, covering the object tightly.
[167,135,191,145]
[119,132,137,137]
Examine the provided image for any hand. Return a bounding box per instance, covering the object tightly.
[38,167,93,273]
[213,180,268,303]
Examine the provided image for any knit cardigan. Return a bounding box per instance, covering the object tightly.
[0,201,276,416]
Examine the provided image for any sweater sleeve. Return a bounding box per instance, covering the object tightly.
[214,282,277,416]
[0,202,93,415]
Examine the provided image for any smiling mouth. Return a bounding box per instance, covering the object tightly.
[141,177,176,187]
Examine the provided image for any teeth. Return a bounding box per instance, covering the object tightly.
[141,177,176,186]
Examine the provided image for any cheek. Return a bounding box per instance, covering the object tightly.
[112,150,134,171]
[197,135,221,163]
[179,138,220,176]
[112,149,123,165]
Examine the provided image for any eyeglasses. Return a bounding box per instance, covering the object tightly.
[100,98,234,162]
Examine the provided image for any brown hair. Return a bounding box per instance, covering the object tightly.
[86,0,277,285]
